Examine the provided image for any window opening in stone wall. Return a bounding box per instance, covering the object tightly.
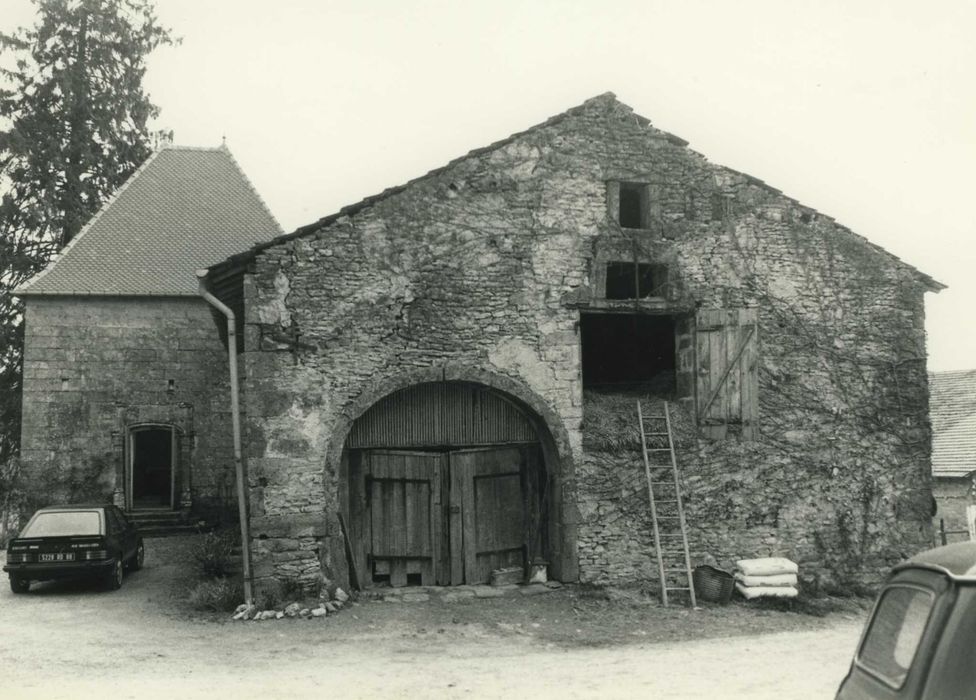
[580,313,676,392]
[580,313,687,456]
[605,261,668,299]
[618,183,646,228]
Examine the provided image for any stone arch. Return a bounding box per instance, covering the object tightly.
[326,364,578,584]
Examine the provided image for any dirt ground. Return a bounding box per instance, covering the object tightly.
[0,536,867,699]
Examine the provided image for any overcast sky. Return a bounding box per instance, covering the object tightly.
[5,0,975,371]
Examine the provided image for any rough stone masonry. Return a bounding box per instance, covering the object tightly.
[213,93,939,594]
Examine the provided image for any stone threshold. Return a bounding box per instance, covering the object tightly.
[360,581,564,603]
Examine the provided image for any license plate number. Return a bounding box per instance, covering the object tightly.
[40,553,74,562]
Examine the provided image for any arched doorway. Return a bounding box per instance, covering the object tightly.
[339,381,556,588]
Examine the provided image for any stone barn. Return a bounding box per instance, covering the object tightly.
[17,93,943,594]
[201,93,942,593]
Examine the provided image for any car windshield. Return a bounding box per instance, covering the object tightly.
[21,511,102,537]
[857,585,935,689]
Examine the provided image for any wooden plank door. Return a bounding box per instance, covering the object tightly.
[450,447,531,585]
[365,450,445,586]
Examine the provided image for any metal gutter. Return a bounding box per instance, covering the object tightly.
[196,270,254,606]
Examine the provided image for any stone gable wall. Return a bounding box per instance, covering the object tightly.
[20,297,236,518]
[241,96,934,591]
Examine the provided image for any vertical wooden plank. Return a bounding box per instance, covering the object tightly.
[695,309,712,427]
[462,456,478,584]
[450,455,466,585]
[431,455,445,585]
[347,451,367,589]
[394,456,407,557]
[390,559,407,587]
[370,476,382,554]
[741,309,758,440]
[710,311,727,438]
[726,311,742,426]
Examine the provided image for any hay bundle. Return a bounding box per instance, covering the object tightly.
[582,390,697,453]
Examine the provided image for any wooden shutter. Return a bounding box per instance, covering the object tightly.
[695,308,759,440]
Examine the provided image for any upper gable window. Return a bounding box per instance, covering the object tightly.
[611,181,650,228]
[605,261,667,299]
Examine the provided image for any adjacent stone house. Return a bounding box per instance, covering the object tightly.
[201,94,942,593]
[928,370,976,537]
[15,146,281,520]
[18,94,943,594]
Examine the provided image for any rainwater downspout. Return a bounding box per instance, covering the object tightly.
[197,270,254,606]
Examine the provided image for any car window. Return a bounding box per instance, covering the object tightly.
[858,585,935,689]
[21,511,102,537]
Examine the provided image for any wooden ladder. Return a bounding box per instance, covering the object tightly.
[638,399,697,608]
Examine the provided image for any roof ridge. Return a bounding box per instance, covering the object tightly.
[160,144,225,152]
[219,144,284,236]
[14,148,165,295]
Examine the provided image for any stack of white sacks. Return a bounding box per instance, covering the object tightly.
[734,557,799,599]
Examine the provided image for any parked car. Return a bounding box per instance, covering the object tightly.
[835,541,976,699]
[3,504,144,593]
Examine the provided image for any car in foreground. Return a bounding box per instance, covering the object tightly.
[3,504,144,593]
[835,541,976,699]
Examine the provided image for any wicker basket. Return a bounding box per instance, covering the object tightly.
[693,565,735,604]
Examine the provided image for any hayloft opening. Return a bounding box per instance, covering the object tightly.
[580,313,676,393]
[618,183,647,228]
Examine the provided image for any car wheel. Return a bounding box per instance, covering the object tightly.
[130,540,145,571]
[9,576,30,594]
[105,557,124,591]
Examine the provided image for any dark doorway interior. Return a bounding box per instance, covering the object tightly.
[132,428,173,509]
[580,313,676,393]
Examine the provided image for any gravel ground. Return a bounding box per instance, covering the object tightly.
[0,535,867,699]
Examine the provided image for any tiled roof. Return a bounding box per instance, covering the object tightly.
[930,370,976,478]
[206,93,943,292]
[15,146,282,296]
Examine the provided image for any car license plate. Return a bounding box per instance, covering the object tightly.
[40,552,74,562]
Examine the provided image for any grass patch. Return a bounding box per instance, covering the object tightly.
[187,577,243,612]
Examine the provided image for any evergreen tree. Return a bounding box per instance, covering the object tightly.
[0,0,175,471]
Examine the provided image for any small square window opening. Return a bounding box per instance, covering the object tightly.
[605,262,667,299]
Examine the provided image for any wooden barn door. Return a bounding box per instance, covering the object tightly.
[358,445,543,587]
[365,450,445,586]
[450,446,540,585]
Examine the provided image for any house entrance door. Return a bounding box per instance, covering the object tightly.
[361,445,541,586]
[128,427,176,510]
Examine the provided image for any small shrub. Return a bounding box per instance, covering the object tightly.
[192,529,237,579]
[187,577,243,612]
[256,583,281,611]
[279,578,306,602]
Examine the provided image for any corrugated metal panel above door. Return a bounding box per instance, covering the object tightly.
[347,382,537,448]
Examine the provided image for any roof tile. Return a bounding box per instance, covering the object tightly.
[16,146,281,296]
[930,370,976,478]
